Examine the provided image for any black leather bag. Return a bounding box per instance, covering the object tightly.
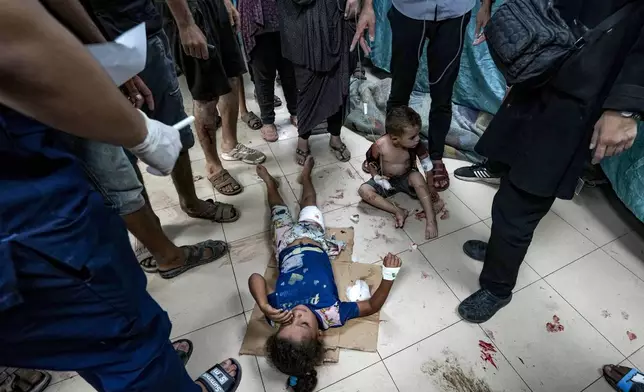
[485,0,636,86]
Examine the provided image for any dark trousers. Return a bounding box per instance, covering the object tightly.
[386,6,470,160]
[481,176,555,297]
[249,32,297,124]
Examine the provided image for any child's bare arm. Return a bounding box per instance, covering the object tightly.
[249,273,293,324]
[365,143,381,177]
[357,253,402,317]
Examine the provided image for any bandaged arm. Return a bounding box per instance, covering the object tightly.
[416,142,433,174]
[356,276,394,317]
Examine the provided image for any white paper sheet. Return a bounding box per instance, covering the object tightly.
[85,23,147,86]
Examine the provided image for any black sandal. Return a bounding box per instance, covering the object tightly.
[329,141,351,162]
[172,339,194,366]
[198,359,243,392]
[2,370,51,392]
[184,199,240,223]
[159,240,228,279]
[295,148,310,166]
[241,112,262,130]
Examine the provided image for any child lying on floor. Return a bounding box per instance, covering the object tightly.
[358,106,444,240]
[249,156,402,392]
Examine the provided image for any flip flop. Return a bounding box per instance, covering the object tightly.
[198,359,243,392]
[432,160,450,192]
[241,112,262,130]
[603,365,644,391]
[0,369,51,392]
[329,141,351,162]
[172,339,194,366]
[273,95,282,108]
[183,199,240,223]
[295,148,310,166]
[159,240,228,279]
[209,169,243,196]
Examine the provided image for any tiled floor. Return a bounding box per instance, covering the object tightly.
[47,77,644,392]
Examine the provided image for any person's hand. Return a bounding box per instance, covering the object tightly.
[223,0,241,32]
[590,111,638,164]
[474,1,492,46]
[344,0,360,19]
[122,76,155,110]
[350,5,375,53]
[383,253,402,269]
[260,303,294,325]
[179,23,209,59]
[128,110,182,175]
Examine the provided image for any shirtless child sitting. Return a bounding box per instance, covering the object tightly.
[358,106,441,240]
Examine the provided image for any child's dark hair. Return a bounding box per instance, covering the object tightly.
[265,333,324,392]
[386,106,421,137]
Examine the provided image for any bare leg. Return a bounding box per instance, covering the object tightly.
[358,183,408,228]
[297,156,316,208]
[256,165,284,207]
[219,77,241,153]
[409,172,438,239]
[238,78,250,118]
[122,204,186,270]
[172,152,204,210]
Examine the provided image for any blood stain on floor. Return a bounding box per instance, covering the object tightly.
[421,271,430,279]
[546,315,565,333]
[478,340,498,370]
[415,210,427,221]
[345,168,356,179]
[627,331,638,341]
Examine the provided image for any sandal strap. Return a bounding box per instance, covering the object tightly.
[199,364,235,392]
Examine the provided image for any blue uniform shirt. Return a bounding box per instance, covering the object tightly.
[268,245,359,330]
[0,106,109,311]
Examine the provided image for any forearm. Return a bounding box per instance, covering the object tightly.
[361,0,373,10]
[166,0,196,29]
[359,280,393,316]
[41,0,106,43]
[0,0,145,147]
[249,274,269,307]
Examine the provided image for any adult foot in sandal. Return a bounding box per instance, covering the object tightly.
[432,159,450,191]
[295,137,310,166]
[329,135,351,162]
[209,169,242,195]
[158,239,228,279]
[261,123,278,142]
[603,364,644,391]
[196,358,242,392]
[290,115,298,128]
[182,199,240,223]
[173,339,194,366]
[221,143,266,164]
[0,369,51,392]
[241,111,262,130]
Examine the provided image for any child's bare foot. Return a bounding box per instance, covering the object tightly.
[256,165,278,188]
[394,208,408,228]
[425,220,439,240]
[297,156,315,184]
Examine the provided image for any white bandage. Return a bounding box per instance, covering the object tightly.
[382,266,401,281]
[374,175,392,190]
[298,206,325,231]
[420,156,433,173]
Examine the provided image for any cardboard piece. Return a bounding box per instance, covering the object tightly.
[240,227,381,363]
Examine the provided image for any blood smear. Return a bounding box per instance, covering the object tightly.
[479,340,498,369]
[627,331,638,341]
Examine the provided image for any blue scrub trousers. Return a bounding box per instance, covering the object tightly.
[0,212,200,392]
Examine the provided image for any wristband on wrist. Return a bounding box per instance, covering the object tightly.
[382,266,401,281]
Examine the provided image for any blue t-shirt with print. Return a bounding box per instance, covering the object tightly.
[268,244,359,330]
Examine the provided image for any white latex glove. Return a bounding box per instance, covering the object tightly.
[128,110,181,176]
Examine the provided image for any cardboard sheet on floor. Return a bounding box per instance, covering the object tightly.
[240,227,381,363]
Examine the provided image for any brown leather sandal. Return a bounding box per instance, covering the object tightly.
[209,169,242,196]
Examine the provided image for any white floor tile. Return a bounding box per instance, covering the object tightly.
[384,321,530,392]
[45,376,93,392]
[523,212,598,277]
[323,204,413,263]
[349,158,370,182]
[259,349,380,392]
[180,315,265,392]
[319,362,397,392]
[629,348,644,370]
[219,178,299,243]
[419,222,540,301]
[583,359,636,392]
[482,282,623,392]
[230,231,274,311]
[546,249,644,356]
[156,204,226,247]
[603,232,644,282]
[48,372,77,387]
[377,250,461,358]
[448,174,499,220]
[552,188,632,247]
[142,160,215,212]
[287,163,364,213]
[392,190,480,246]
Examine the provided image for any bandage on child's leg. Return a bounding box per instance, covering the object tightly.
[298,206,325,231]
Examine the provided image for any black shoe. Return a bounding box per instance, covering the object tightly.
[454,164,501,185]
[458,289,512,323]
[463,240,487,262]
